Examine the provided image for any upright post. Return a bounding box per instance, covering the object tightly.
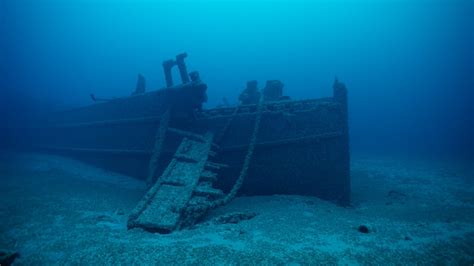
[146,109,171,187]
[175,53,190,84]
[163,59,175,88]
[333,77,347,114]
[134,74,146,94]
[333,77,350,205]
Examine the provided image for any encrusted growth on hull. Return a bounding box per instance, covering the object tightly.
[128,133,225,232]
[32,53,351,232]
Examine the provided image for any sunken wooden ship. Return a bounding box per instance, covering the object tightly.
[35,53,350,233]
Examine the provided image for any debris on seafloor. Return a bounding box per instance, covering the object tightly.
[386,189,408,205]
[357,225,370,234]
[387,190,407,199]
[213,211,258,224]
[0,249,20,266]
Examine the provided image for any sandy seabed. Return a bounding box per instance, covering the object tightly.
[0,151,473,265]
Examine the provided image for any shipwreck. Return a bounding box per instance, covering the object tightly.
[34,53,350,233]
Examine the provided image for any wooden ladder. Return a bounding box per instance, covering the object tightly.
[128,132,226,233]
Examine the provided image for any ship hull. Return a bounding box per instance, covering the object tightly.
[33,84,350,204]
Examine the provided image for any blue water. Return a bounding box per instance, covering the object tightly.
[1,0,473,159]
[0,1,473,264]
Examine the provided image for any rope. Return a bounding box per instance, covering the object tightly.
[184,97,264,221]
[209,96,263,209]
[214,105,240,145]
[145,109,170,187]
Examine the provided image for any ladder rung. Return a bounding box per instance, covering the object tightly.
[187,196,210,207]
[160,180,185,187]
[205,161,229,170]
[167,127,206,143]
[200,170,218,182]
[194,185,224,198]
[174,154,198,163]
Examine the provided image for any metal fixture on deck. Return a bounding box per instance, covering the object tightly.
[35,53,351,233]
[163,52,193,87]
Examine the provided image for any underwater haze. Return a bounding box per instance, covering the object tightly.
[1,0,472,158]
[1,0,474,264]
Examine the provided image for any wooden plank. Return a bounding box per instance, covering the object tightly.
[34,131,343,156]
[128,134,214,233]
[34,145,151,155]
[44,116,162,129]
[146,110,170,186]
